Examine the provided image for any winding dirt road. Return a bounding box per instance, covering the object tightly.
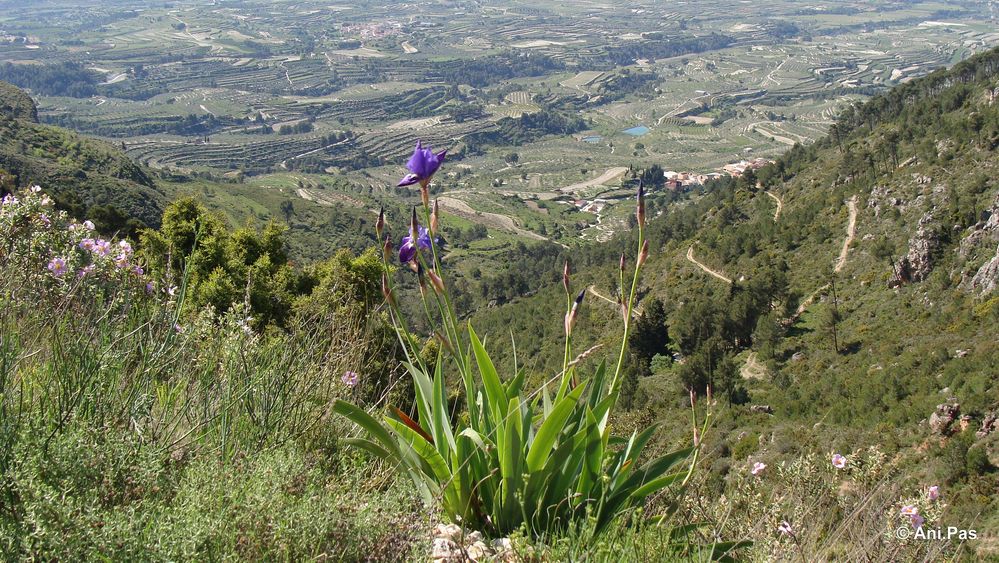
[558,167,628,195]
[686,245,732,284]
[740,352,767,380]
[790,195,859,319]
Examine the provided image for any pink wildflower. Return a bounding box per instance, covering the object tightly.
[751,462,766,476]
[831,453,847,469]
[47,257,69,277]
[928,486,939,501]
[342,371,360,387]
[778,521,793,536]
[94,239,112,257]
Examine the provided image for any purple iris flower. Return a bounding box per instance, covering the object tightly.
[399,225,432,263]
[397,141,446,187]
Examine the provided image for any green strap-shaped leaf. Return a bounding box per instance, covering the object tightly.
[588,359,607,409]
[505,366,527,398]
[431,352,457,455]
[385,417,458,508]
[402,361,434,432]
[343,438,392,460]
[332,400,401,459]
[630,471,685,500]
[468,324,507,424]
[526,383,586,473]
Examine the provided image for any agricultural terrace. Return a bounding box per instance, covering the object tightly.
[1,0,997,248]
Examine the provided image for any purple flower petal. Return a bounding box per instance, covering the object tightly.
[397,173,420,187]
[398,141,446,187]
[416,226,432,251]
[399,239,417,263]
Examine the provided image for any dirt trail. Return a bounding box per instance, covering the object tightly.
[437,197,546,241]
[790,196,859,319]
[686,245,732,284]
[281,139,350,169]
[559,167,628,195]
[835,196,858,273]
[740,352,767,380]
[765,191,783,221]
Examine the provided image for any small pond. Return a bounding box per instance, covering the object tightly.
[622,125,650,136]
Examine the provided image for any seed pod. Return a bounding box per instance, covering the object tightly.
[564,288,586,337]
[381,272,396,307]
[637,239,649,267]
[376,207,385,239]
[430,199,440,234]
[636,182,646,227]
[382,236,393,263]
[416,263,428,296]
[427,268,445,295]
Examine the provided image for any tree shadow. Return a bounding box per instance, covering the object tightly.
[838,341,862,356]
[785,324,813,338]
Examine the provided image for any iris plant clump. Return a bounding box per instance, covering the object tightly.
[334,142,705,540]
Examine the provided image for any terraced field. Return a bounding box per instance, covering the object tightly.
[4,0,997,249]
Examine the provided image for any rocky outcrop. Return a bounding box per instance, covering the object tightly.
[431,523,520,562]
[960,193,999,255]
[967,245,999,295]
[890,215,940,287]
[959,193,999,295]
[977,411,999,439]
[928,401,960,436]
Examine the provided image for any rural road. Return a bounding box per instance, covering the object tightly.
[687,245,732,284]
[559,167,628,195]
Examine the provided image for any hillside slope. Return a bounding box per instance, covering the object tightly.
[0,82,165,232]
[0,83,384,252]
[470,47,999,548]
